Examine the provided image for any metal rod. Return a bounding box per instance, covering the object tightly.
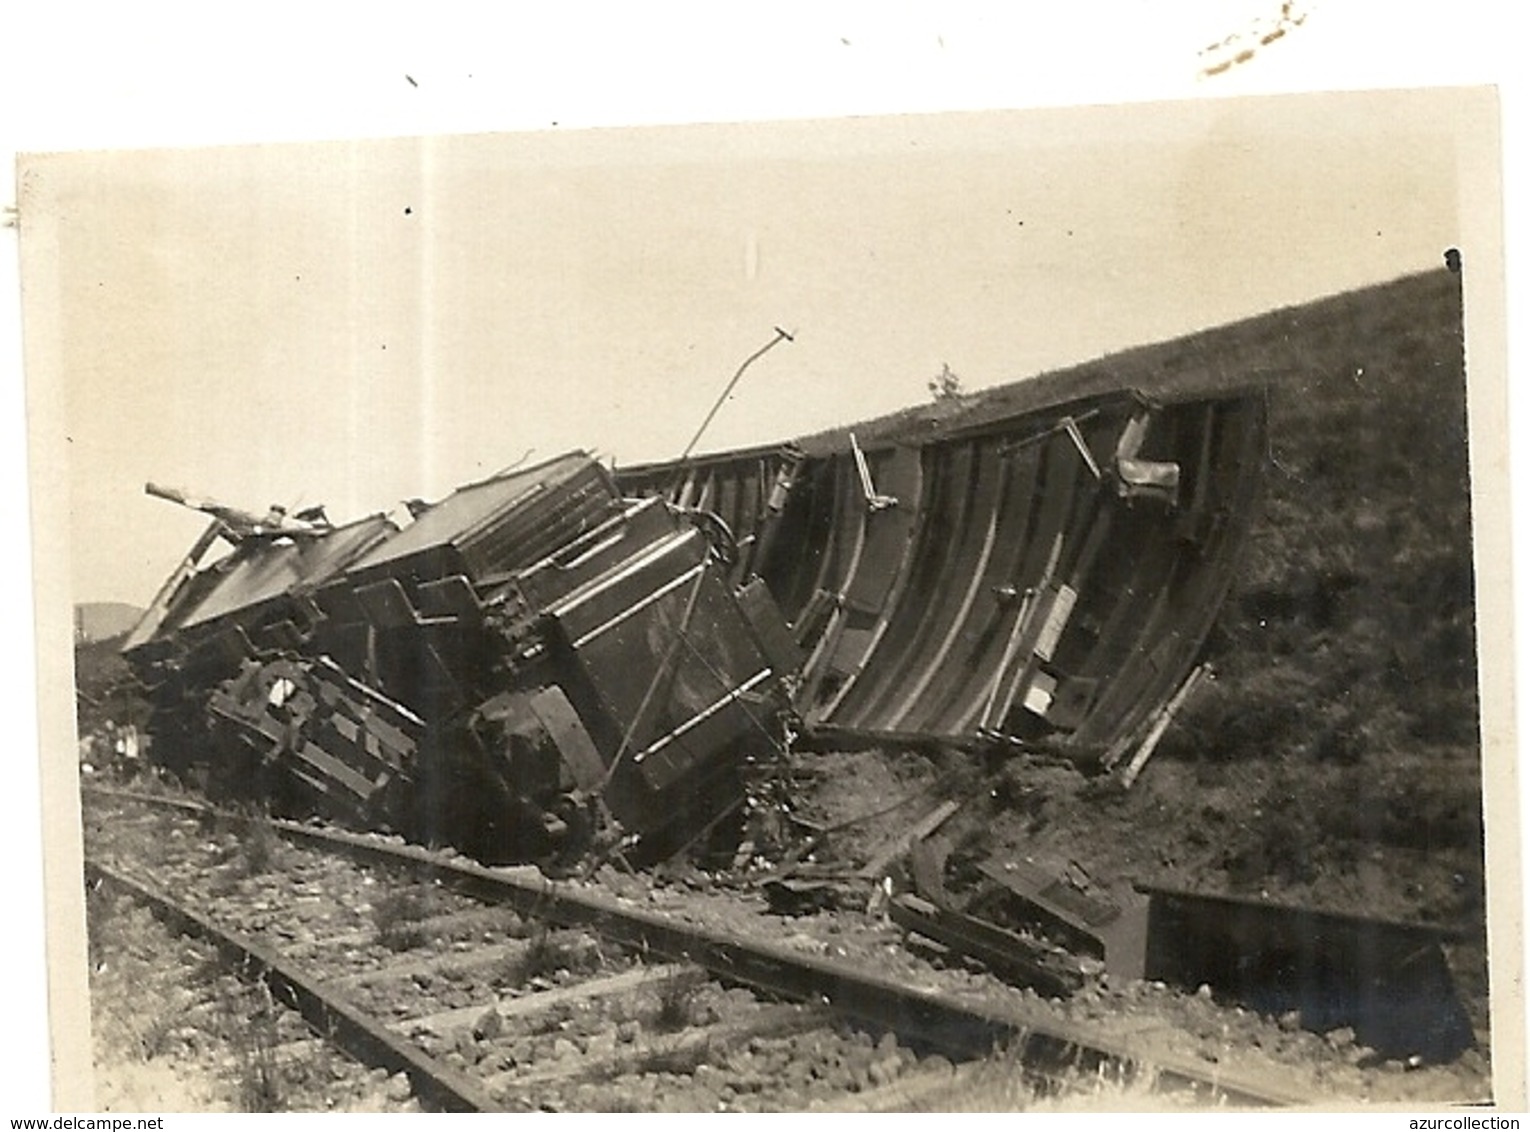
[680,327,793,460]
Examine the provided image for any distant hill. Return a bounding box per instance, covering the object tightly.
[74,602,143,644]
[796,268,1460,453]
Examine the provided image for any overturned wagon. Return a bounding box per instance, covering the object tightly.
[621,386,1267,768]
[122,383,1266,864]
[123,455,796,863]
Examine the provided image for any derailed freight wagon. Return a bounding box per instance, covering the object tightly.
[122,454,797,864]
[122,383,1267,865]
[618,386,1268,773]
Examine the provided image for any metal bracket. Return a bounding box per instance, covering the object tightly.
[849,432,898,512]
[1061,416,1103,480]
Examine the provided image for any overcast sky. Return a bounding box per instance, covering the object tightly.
[23,87,1472,605]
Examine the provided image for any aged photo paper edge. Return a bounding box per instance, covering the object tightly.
[7,45,1524,1117]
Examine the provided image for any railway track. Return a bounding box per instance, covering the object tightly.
[82,786,1303,1112]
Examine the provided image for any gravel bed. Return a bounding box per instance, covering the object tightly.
[83,791,1493,1110]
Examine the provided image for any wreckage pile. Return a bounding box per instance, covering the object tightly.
[124,454,795,864]
[122,384,1265,866]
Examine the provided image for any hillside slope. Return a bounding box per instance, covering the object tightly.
[75,602,144,643]
[1103,267,1477,921]
[806,267,1483,930]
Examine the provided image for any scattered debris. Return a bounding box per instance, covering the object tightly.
[879,813,1472,1064]
[888,838,1139,995]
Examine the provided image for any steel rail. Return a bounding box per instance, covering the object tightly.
[85,787,1302,1107]
[83,855,504,1113]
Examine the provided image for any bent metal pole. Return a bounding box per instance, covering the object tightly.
[680,326,794,461]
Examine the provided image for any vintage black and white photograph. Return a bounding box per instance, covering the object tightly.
[15,78,1517,1113]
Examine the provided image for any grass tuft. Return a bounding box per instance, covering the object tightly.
[654,970,706,1032]
[371,885,448,952]
[508,926,603,986]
